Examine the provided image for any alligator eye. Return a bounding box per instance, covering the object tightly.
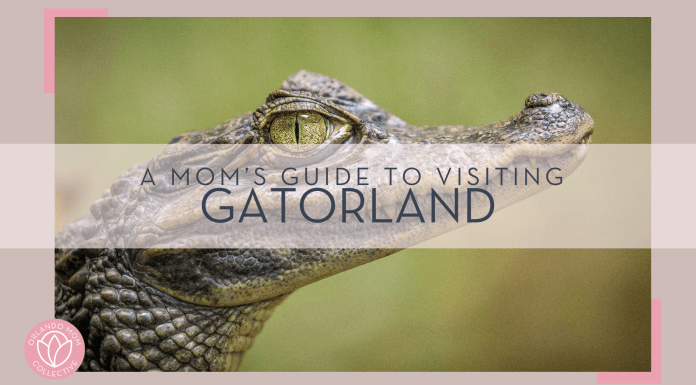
[270,112,328,151]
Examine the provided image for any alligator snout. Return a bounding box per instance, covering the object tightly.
[524,92,569,109]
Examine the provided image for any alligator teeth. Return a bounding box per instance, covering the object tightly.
[489,175,499,186]
[383,204,396,220]
[421,194,431,207]
[380,207,392,221]
[547,155,560,169]
[528,157,537,169]
[457,189,467,203]
[444,194,455,207]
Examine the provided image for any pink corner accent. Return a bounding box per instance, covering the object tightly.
[597,299,661,384]
[44,9,108,93]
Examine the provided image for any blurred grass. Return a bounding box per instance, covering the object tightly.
[56,18,650,144]
[55,18,651,371]
[245,249,649,371]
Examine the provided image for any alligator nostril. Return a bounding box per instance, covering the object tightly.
[525,92,568,109]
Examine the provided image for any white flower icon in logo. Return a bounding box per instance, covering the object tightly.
[37,331,73,368]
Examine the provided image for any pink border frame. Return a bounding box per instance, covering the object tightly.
[43,8,108,93]
[597,299,661,384]
[43,10,662,382]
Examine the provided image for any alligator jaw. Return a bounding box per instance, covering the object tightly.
[129,141,593,308]
[55,71,595,372]
[59,89,595,310]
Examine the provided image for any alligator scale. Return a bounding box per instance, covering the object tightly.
[55,71,594,371]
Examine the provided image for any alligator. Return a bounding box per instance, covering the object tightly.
[55,70,594,371]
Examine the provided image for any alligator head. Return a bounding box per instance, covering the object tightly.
[55,70,594,371]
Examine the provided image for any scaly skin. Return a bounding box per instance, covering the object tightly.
[55,71,594,371]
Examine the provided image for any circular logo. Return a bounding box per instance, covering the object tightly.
[24,319,85,379]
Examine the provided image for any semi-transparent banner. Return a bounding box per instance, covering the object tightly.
[55,144,649,249]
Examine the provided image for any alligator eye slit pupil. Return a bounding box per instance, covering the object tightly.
[294,117,300,144]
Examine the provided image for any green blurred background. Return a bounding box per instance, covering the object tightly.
[55,18,651,371]
[56,18,650,144]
